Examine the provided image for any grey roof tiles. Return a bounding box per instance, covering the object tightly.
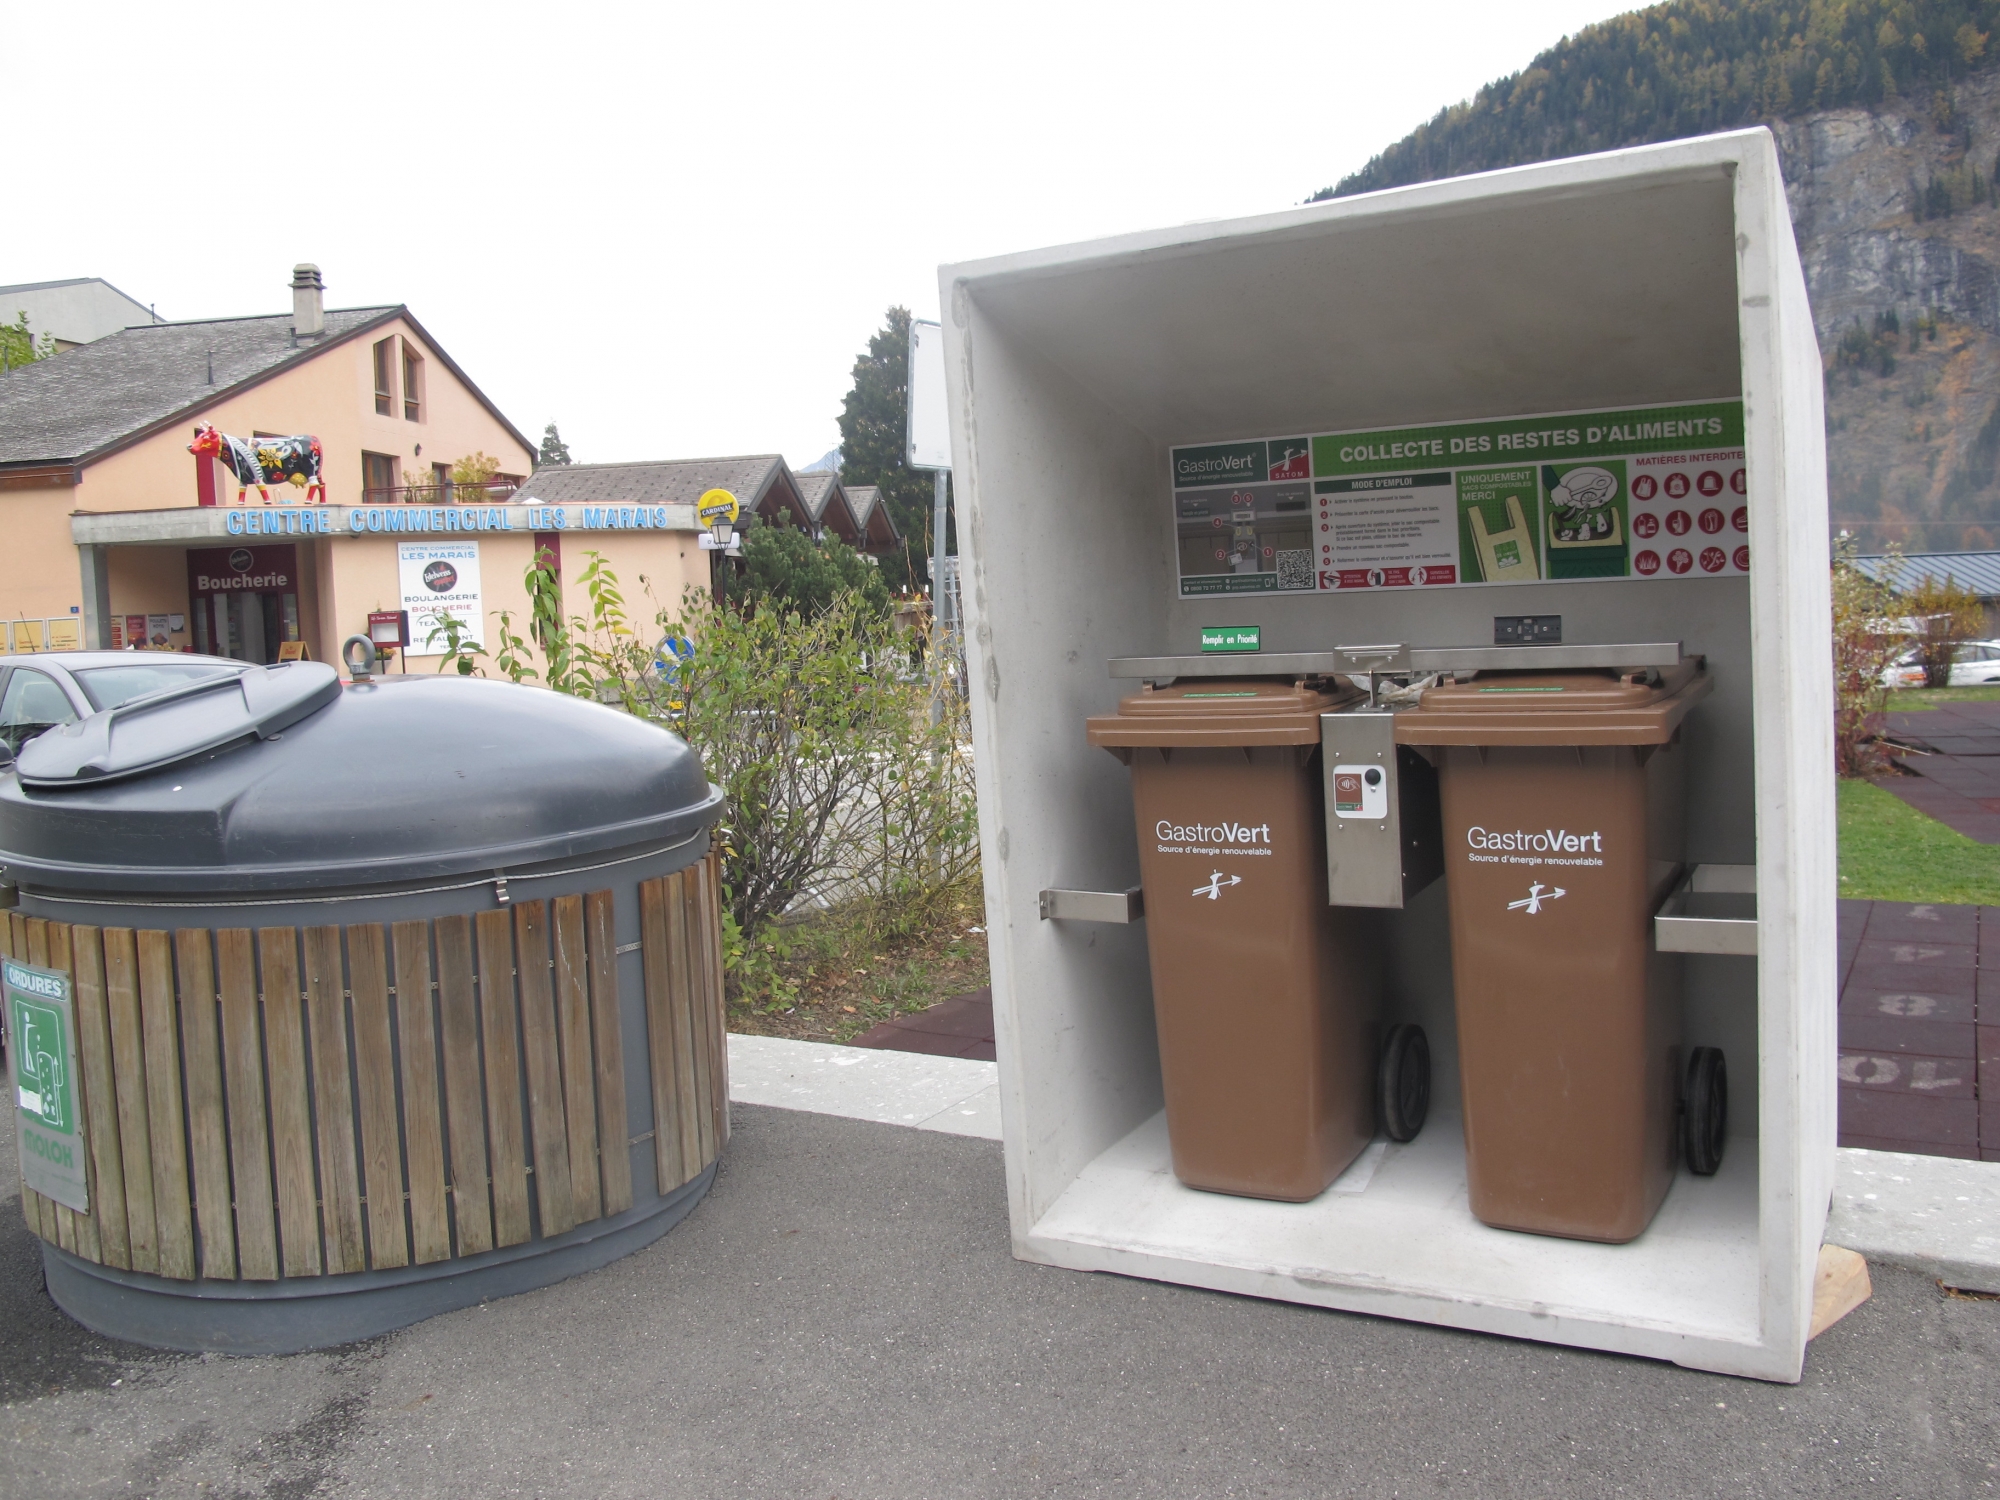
[0,308,398,467]
[1854,551,2000,600]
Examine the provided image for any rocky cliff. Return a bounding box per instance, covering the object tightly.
[1310,0,2000,550]
[1782,73,2000,549]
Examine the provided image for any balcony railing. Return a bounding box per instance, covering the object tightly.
[359,478,522,505]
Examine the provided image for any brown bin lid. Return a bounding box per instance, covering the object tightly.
[1086,677,1361,748]
[1393,660,1711,747]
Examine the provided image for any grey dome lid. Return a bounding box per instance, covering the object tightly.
[0,675,722,895]
[17,661,339,787]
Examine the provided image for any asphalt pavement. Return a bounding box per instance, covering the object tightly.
[1,1101,1997,1499]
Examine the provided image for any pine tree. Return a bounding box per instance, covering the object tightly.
[836,308,938,593]
[539,421,573,466]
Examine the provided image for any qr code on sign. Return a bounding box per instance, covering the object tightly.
[1275,549,1315,590]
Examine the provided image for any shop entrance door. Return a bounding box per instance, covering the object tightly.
[187,545,301,664]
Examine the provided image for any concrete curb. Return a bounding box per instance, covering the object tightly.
[1828,1147,2000,1293]
[727,1033,1000,1139]
[730,1035,2000,1290]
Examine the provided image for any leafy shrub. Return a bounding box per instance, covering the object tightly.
[437,554,978,949]
[1903,567,1987,686]
[723,515,890,618]
[663,589,972,939]
[1832,539,1910,777]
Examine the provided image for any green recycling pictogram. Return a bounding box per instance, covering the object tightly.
[6,957,89,1213]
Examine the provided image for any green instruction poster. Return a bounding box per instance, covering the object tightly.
[7,956,88,1212]
[1170,399,1748,597]
[1456,467,1542,584]
[1542,459,1630,579]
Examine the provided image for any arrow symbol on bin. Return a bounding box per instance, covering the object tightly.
[1506,882,1565,914]
[1193,871,1242,901]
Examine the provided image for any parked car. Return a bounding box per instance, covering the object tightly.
[0,651,245,758]
[1879,639,2000,689]
[1881,646,1927,688]
[1946,640,2000,686]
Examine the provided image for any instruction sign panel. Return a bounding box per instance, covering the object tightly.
[1171,400,1747,596]
[6,957,88,1212]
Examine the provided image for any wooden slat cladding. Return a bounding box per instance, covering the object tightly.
[639,876,687,1193]
[104,928,162,1275]
[12,861,724,1279]
[639,855,729,1196]
[391,921,452,1266]
[172,930,230,1280]
[514,902,577,1239]
[257,928,321,1279]
[48,922,102,1264]
[303,925,365,1276]
[217,930,279,1280]
[552,896,603,1226]
[584,891,632,1216]
[136,932,194,1280]
[434,915,494,1257]
[68,926,130,1269]
[346,925,410,1271]
[475,908,532,1249]
[664,876,706,1185]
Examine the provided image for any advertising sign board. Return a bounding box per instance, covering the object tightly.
[399,540,484,651]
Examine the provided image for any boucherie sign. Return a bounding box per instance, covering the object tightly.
[187,543,296,596]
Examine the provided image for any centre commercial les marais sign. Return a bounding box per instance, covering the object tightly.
[216,503,687,538]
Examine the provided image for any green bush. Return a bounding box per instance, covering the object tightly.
[662,588,973,939]
[437,554,978,950]
[724,515,890,619]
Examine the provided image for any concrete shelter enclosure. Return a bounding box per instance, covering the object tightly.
[940,130,1834,1381]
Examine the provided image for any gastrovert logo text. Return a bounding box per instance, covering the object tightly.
[1467,826,1602,853]
[1157,819,1271,844]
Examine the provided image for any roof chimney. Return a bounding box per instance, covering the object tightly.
[291,264,325,338]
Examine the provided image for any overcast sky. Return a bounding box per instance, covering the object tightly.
[10,1,1640,470]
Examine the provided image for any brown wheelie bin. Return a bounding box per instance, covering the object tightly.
[1395,660,1713,1242]
[1087,678,1383,1201]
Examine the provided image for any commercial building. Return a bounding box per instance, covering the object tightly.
[0,267,840,668]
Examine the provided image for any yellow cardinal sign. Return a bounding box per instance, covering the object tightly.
[696,488,740,527]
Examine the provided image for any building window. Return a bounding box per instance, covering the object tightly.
[433,461,452,501]
[362,452,398,502]
[372,338,395,417]
[402,342,424,422]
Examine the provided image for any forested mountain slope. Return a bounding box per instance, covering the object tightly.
[1317,1,2000,550]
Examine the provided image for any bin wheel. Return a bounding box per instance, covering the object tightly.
[1379,1024,1430,1143]
[1683,1047,1727,1176]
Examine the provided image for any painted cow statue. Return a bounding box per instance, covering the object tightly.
[188,423,325,504]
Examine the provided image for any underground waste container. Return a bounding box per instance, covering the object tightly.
[1086,677,1422,1201]
[0,654,727,1352]
[1395,659,1719,1243]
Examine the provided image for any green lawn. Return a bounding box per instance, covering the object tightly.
[1884,684,2000,711]
[1838,778,2000,904]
